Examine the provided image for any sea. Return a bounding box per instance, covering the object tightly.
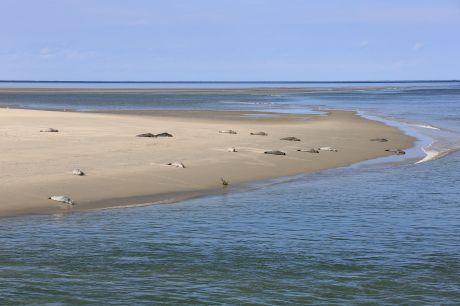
[0,81,459,304]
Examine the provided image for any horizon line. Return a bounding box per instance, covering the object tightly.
[0,79,459,84]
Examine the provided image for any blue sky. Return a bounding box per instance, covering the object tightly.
[1,0,459,81]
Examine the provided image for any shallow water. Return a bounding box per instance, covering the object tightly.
[1,153,459,304]
[0,81,459,304]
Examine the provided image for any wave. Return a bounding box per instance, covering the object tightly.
[415,147,441,164]
[409,123,440,130]
[368,116,460,164]
[353,111,454,165]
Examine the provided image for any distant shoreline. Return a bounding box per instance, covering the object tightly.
[0,86,386,94]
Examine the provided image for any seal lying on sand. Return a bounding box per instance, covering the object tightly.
[155,132,173,137]
[167,162,186,168]
[136,132,173,138]
[40,128,59,132]
[385,149,406,155]
[280,137,300,141]
[264,150,286,155]
[48,195,75,206]
[228,147,237,152]
[250,131,268,136]
[297,149,320,153]
[370,138,388,142]
[219,130,237,134]
[318,147,338,152]
[72,169,85,176]
[136,133,155,137]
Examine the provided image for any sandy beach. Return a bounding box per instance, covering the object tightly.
[0,108,414,216]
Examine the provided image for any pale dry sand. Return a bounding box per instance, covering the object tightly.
[0,108,414,216]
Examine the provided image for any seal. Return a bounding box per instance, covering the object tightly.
[385,149,406,155]
[228,147,237,152]
[250,132,268,136]
[154,132,173,137]
[297,149,320,153]
[136,132,173,137]
[72,169,85,176]
[264,150,286,155]
[370,138,389,142]
[219,130,237,134]
[40,128,59,132]
[167,162,186,168]
[48,195,75,206]
[280,137,300,141]
[318,147,338,152]
[136,133,155,137]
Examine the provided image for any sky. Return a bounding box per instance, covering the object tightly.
[1,0,459,81]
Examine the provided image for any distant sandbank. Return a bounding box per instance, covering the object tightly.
[0,86,384,94]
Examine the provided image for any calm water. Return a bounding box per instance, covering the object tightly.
[0,82,459,304]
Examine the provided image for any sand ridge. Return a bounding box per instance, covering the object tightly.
[0,108,414,216]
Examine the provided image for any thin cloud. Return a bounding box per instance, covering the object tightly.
[413,42,424,51]
[38,47,96,60]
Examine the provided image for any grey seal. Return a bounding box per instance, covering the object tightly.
[40,128,59,132]
[219,130,237,134]
[136,133,155,137]
[48,195,75,206]
[154,132,173,137]
[385,149,406,155]
[280,137,300,141]
[370,138,389,142]
[166,162,186,168]
[250,131,268,136]
[264,150,286,155]
[72,169,85,176]
[297,149,320,153]
[318,147,338,152]
[136,132,173,138]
